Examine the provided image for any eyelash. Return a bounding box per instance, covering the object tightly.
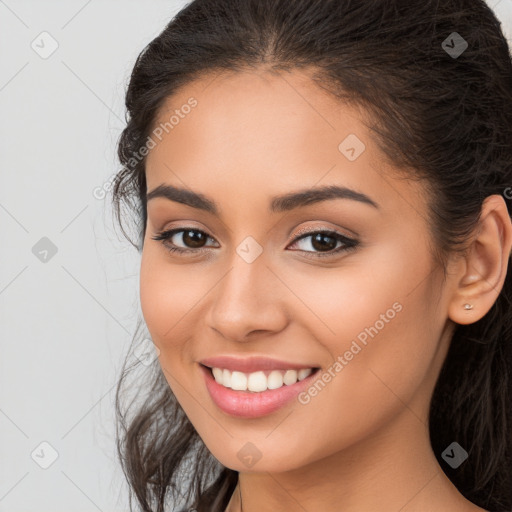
[151,227,359,259]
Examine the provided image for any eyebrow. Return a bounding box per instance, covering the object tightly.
[146,183,379,214]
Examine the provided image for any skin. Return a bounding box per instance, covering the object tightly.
[140,68,512,512]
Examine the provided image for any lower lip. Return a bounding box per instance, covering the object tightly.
[200,364,319,418]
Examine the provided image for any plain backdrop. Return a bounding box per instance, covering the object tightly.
[1,1,511,511]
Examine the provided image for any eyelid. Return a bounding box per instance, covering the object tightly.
[154,227,218,247]
[290,224,357,241]
[285,227,359,257]
[155,223,356,246]
[151,224,359,260]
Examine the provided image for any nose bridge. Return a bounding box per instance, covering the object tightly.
[206,246,287,341]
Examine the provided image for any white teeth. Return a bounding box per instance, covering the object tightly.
[222,368,231,388]
[247,371,267,392]
[210,366,314,392]
[283,369,297,385]
[298,368,312,381]
[267,370,284,390]
[231,371,247,390]
[212,367,224,383]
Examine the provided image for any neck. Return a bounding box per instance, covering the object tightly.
[225,407,480,512]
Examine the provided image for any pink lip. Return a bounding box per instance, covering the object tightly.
[199,363,320,418]
[199,355,318,373]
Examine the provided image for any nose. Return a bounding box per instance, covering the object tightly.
[205,255,289,342]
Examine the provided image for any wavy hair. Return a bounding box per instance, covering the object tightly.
[111,1,512,510]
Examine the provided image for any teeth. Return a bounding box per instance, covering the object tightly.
[231,371,247,390]
[267,370,283,390]
[283,369,297,385]
[210,366,314,392]
[298,368,313,381]
[222,368,231,388]
[248,371,267,392]
[212,367,224,383]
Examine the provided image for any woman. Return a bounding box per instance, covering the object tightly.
[111,0,512,510]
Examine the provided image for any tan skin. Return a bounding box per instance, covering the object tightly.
[140,68,512,512]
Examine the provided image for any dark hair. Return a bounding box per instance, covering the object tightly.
[111,1,512,510]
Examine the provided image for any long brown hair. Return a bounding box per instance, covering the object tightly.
[111,1,512,510]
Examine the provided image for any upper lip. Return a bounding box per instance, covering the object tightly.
[199,355,319,373]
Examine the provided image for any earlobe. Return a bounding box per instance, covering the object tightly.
[448,195,512,326]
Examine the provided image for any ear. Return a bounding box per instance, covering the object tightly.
[448,194,512,325]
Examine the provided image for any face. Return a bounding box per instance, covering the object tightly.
[140,68,455,473]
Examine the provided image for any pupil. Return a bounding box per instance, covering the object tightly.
[180,231,337,251]
[184,230,206,248]
[311,233,336,252]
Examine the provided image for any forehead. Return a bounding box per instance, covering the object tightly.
[148,70,370,172]
[144,68,427,222]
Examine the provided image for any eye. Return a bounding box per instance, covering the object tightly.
[151,228,218,255]
[151,227,359,258]
[287,229,359,258]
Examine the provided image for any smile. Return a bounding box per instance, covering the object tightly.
[211,367,314,392]
[200,363,321,418]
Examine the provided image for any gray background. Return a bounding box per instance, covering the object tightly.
[1,1,511,510]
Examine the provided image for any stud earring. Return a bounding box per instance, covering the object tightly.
[463,303,473,310]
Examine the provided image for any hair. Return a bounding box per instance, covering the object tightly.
[111,1,512,511]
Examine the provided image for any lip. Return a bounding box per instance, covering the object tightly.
[199,363,320,418]
[199,355,319,373]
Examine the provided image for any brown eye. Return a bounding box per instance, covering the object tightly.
[151,228,218,254]
[309,233,338,252]
[288,230,359,258]
[180,230,208,248]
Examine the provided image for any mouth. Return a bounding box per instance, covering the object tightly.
[199,363,321,418]
[201,363,320,393]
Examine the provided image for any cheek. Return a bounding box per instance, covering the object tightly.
[295,295,437,467]
[278,258,402,353]
[283,253,440,423]
[139,248,205,343]
[292,238,438,367]
[139,249,203,403]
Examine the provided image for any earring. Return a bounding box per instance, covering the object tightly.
[463,303,473,310]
